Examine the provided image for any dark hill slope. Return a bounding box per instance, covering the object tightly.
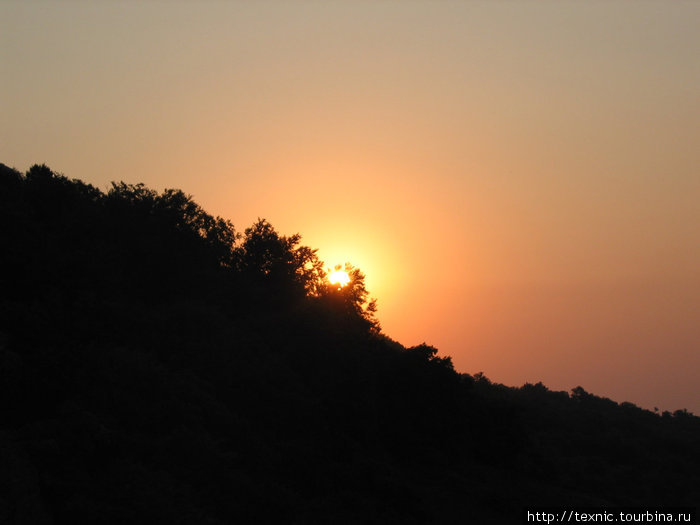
[1,164,698,524]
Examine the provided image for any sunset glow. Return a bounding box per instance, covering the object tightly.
[2,1,698,414]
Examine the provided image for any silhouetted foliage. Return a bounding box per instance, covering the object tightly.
[236,218,325,305]
[0,164,698,524]
[314,262,380,335]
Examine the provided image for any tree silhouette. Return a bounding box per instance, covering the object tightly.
[317,262,379,333]
[0,163,698,524]
[236,218,326,302]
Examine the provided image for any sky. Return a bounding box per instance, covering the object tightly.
[2,1,698,414]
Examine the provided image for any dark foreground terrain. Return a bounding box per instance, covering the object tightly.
[1,164,698,524]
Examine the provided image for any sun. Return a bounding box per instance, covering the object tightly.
[328,269,350,287]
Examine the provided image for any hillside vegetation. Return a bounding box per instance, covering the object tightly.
[1,163,698,524]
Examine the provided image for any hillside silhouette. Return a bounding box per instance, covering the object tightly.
[1,163,698,524]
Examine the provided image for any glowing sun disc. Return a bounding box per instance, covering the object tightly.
[329,270,350,287]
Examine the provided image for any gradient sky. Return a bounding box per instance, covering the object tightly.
[2,1,699,413]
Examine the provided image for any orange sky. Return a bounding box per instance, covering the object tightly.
[2,1,698,413]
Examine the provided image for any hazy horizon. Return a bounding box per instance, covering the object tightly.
[2,1,698,413]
